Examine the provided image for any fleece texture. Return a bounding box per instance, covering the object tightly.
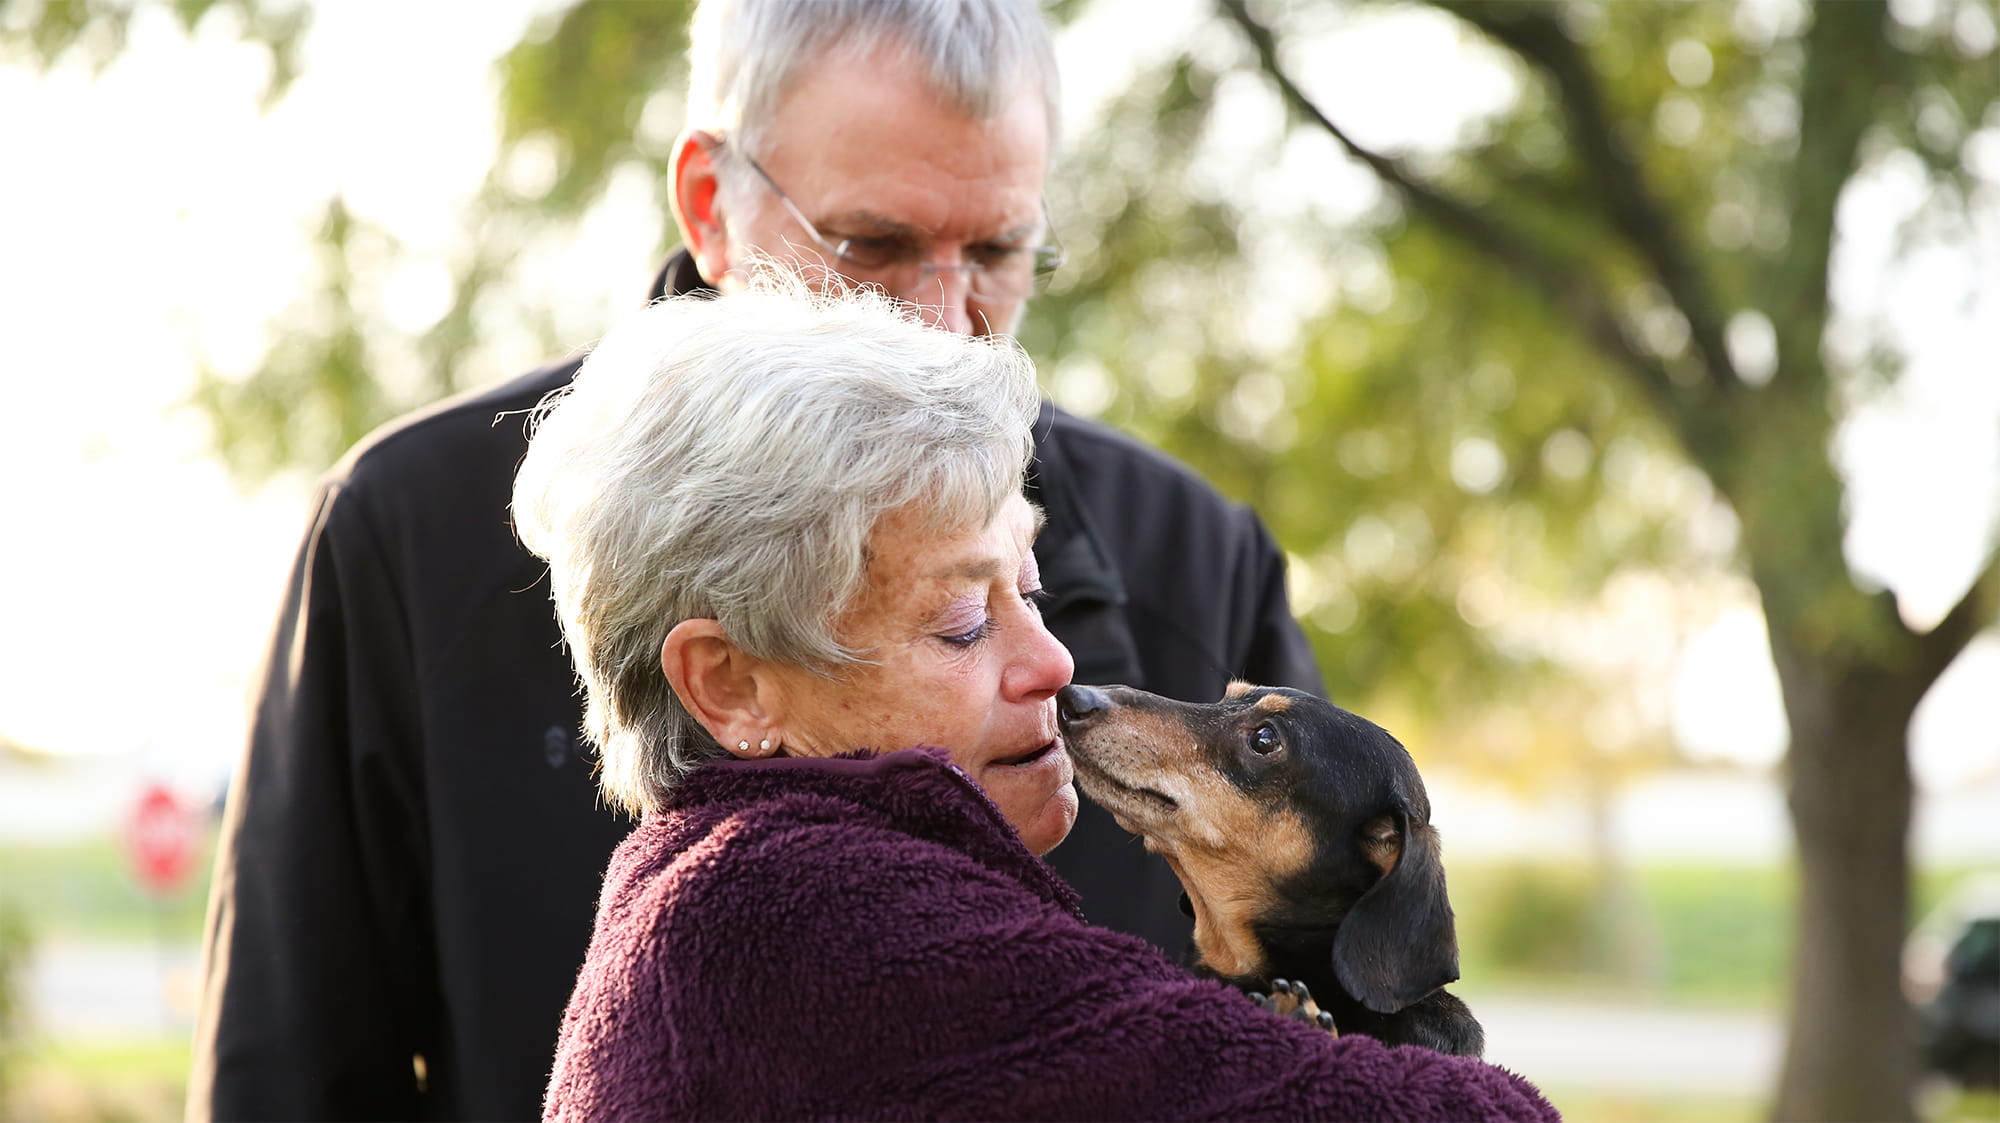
[544,749,1558,1122]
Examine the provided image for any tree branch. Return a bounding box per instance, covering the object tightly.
[1440,0,1741,397]
[1908,547,2000,690]
[1211,0,1699,444]
[1767,0,1897,391]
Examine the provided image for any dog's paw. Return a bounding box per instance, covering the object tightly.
[1246,978,1338,1035]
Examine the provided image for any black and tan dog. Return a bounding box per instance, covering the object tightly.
[1056,681,1483,1057]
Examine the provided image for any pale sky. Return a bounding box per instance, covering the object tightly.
[0,1,1994,857]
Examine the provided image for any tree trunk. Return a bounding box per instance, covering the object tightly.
[1768,633,1920,1122]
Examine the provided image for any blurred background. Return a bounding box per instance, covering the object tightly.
[1,0,1996,1119]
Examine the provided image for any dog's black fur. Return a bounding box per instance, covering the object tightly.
[1056,682,1483,1057]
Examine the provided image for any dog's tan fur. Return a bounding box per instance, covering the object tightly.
[1058,682,1485,1057]
[1063,704,1314,980]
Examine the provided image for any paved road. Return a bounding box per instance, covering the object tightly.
[1470,991,1781,1094]
[27,942,1784,1095]
[26,939,203,1037]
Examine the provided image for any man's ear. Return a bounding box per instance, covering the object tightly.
[669,129,734,289]
[661,618,770,752]
[1330,806,1461,1013]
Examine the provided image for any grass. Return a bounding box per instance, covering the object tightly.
[3,1034,189,1123]
[1935,1087,2000,1122]
[0,833,214,946]
[1448,859,1997,1008]
[1530,1085,2000,1123]
[1537,1085,1762,1122]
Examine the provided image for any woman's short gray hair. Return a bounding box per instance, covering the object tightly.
[686,0,1061,159]
[512,280,1042,816]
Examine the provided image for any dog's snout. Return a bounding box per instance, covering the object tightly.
[1057,684,1110,728]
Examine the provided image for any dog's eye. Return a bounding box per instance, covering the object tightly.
[1250,723,1283,756]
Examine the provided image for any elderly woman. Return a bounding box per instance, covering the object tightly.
[515,284,1554,1121]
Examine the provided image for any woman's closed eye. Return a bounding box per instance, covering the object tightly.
[938,583,1046,648]
[939,617,994,648]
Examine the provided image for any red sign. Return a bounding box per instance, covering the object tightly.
[126,782,196,893]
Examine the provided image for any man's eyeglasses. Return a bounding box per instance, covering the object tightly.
[734,149,1064,303]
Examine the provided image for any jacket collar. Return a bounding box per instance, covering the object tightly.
[647,249,710,303]
[668,748,1083,917]
[1026,401,1127,616]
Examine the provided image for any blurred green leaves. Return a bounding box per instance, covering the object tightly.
[0,0,305,104]
[496,0,693,217]
[13,0,1992,794]
[189,197,389,479]
[0,903,26,1117]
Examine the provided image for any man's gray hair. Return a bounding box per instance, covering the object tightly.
[512,281,1043,816]
[686,0,1061,159]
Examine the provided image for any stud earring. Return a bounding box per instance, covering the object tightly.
[759,739,772,752]
[737,741,750,753]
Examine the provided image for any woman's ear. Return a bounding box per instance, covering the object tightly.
[668,130,734,289]
[661,619,775,756]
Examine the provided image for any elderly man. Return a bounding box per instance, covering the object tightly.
[189,1,1322,1119]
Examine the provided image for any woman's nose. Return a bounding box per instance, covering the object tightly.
[1006,611,1074,702]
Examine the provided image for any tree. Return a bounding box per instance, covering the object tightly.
[1145,1,1993,1117]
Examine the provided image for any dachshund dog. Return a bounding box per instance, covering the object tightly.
[1056,681,1483,1056]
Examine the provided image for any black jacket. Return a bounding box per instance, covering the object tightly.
[188,253,1323,1122]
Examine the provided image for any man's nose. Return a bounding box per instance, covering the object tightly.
[904,268,976,335]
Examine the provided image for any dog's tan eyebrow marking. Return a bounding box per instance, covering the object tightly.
[1224,680,1256,700]
[1252,692,1293,713]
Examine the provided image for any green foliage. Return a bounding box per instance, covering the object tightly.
[7,1036,190,1123]
[181,0,699,483]
[497,0,693,217]
[1451,861,1994,1005]
[1023,4,1771,775]
[0,904,28,1117]
[0,0,306,105]
[20,0,1989,757]
[1462,863,1618,980]
[1638,864,1797,1002]
[190,198,397,481]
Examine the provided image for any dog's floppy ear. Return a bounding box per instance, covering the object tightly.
[1331,806,1460,1013]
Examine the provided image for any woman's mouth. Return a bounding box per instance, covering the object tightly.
[993,738,1062,768]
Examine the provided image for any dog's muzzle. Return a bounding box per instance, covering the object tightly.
[1056,684,1112,730]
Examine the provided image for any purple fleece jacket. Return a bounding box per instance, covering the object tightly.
[544,749,1557,1121]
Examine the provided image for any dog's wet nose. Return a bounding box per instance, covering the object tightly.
[1057,684,1110,728]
